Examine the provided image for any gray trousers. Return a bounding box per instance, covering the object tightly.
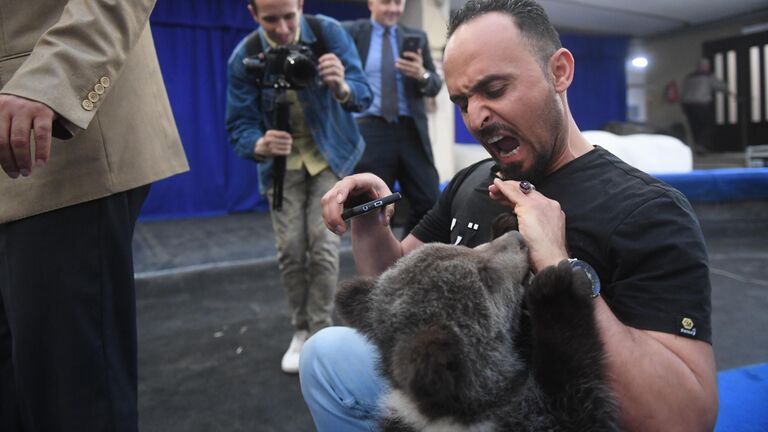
[267,168,340,334]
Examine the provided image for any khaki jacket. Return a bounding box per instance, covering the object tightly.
[0,0,188,223]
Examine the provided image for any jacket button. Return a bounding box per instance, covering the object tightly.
[94,83,105,94]
[82,99,94,111]
[88,91,99,103]
[100,76,111,88]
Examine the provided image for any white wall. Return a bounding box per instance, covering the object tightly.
[626,39,648,123]
[403,0,456,182]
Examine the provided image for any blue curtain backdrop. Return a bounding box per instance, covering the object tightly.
[141,0,368,219]
[454,34,628,144]
[142,0,626,219]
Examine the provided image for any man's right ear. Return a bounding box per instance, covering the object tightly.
[335,277,375,332]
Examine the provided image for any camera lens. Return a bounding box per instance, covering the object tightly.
[284,53,317,88]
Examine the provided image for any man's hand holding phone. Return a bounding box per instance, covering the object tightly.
[320,173,397,236]
[342,192,402,220]
[396,36,427,81]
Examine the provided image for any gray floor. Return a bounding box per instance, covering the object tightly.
[133,200,768,432]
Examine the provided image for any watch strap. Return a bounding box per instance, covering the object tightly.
[419,71,431,89]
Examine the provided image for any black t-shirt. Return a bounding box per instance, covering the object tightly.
[411,147,711,343]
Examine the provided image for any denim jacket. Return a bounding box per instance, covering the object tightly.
[226,14,372,194]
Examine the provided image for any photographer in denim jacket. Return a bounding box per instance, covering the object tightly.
[226,0,372,374]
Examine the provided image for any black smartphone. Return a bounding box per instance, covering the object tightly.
[342,193,402,221]
[400,36,421,58]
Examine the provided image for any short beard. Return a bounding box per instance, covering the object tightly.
[479,125,549,183]
[494,89,565,183]
[496,153,549,183]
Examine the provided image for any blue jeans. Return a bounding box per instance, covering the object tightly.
[299,327,387,431]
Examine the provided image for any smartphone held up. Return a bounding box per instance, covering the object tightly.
[400,36,421,58]
[342,193,402,221]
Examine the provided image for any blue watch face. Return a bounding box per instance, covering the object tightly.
[569,259,601,298]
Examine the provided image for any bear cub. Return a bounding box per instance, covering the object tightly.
[335,218,618,431]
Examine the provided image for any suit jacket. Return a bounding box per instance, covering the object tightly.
[0,0,188,223]
[342,19,442,160]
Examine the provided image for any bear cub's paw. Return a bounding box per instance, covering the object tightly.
[526,260,593,311]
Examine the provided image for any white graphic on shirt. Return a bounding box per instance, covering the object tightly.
[450,218,481,246]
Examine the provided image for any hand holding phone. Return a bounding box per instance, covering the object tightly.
[342,193,402,221]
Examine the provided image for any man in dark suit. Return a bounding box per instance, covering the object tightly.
[343,0,442,235]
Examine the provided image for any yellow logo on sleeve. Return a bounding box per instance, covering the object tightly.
[679,317,696,336]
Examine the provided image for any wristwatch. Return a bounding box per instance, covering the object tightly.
[568,258,601,298]
[420,70,431,84]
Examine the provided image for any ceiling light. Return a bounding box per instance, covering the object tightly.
[631,56,649,68]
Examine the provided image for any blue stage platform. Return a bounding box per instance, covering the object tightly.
[658,168,768,203]
[435,167,768,203]
[716,363,768,432]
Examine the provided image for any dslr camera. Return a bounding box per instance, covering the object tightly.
[243,44,318,89]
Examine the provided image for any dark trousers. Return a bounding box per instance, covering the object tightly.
[682,102,715,152]
[355,116,439,235]
[0,185,149,432]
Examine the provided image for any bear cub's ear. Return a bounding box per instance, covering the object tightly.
[335,277,376,332]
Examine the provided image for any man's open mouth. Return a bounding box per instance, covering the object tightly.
[487,135,521,158]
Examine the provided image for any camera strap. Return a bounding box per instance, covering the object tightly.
[244,14,328,59]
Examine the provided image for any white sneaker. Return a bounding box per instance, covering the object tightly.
[281,330,309,374]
